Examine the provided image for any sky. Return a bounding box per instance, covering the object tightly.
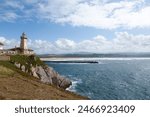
[0,0,150,54]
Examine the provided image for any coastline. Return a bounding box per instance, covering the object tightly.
[0,55,88,100]
[44,58,150,99]
[40,57,150,62]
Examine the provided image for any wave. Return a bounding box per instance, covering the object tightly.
[96,57,150,60]
[66,78,82,92]
[42,57,150,63]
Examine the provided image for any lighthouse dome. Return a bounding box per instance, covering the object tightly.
[21,32,27,39]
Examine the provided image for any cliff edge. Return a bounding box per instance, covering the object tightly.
[11,55,72,89]
[0,55,87,99]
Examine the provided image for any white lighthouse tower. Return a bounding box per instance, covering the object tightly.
[20,32,28,50]
[20,32,28,54]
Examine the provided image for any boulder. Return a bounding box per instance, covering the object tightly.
[43,66,72,89]
[30,66,39,78]
[36,66,52,84]
[44,65,55,78]
[14,62,21,68]
[21,65,25,72]
[13,62,72,90]
[60,78,72,89]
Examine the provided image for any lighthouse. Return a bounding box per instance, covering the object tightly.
[20,32,28,50]
[1,32,34,55]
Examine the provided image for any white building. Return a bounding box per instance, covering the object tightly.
[0,32,34,55]
[0,42,4,50]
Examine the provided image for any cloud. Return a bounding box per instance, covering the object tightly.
[27,39,55,54]
[35,0,150,29]
[1,32,150,53]
[1,0,150,29]
[112,32,150,52]
[4,1,24,9]
[0,12,19,22]
[0,36,19,49]
[51,32,150,53]
[55,39,76,50]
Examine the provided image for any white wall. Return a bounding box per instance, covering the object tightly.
[0,46,3,50]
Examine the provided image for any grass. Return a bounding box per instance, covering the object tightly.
[10,54,45,66]
[0,60,88,100]
[0,61,32,78]
[0,66,14,77]
[1,54,45,77]
[10,54,45,73]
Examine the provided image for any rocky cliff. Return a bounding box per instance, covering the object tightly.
[10,55,72,89]
[0,61,87,99]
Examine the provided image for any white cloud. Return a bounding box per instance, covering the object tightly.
[0,12,19,22]
[1,0,150,29]
[35,0,150,29]
[55,39,76,50]
[0,36,19,49]
[54,32,150,53]
[28,39,55,54]
[5,1,24,9]
[1,32,150,53]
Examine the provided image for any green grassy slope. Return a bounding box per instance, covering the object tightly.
[0,60,87,100]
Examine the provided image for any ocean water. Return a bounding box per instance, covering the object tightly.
[45,59,150,100]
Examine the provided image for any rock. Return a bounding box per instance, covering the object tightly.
[31,66,39,78]
[14,62,20,68]
[60,78,72,89]
[57,75,72,89]
[13,61,72,90]
[33,65,72,89]
[36,66,52,84]
[51,76,59,87]
[25,69,28,73]
[21,65,25,72]
[43,66,72,89]
[44,65,55,78]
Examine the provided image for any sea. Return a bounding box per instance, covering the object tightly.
[44,58,150,100]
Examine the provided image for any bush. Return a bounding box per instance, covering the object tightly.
[10,55,45,72]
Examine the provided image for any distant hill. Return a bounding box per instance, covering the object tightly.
[38,52,150,58]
